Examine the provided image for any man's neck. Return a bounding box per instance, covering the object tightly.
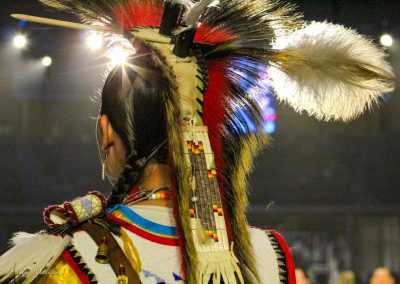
[139,163,171,189]
[130,163,173,208]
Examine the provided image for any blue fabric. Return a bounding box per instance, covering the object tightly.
[106,204,177,237]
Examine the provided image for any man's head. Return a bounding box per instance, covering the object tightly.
[370,267,396,284]
[295,268,310,284]
[98,42,172,207]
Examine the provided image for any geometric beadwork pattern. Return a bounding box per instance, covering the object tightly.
[183,126,230,252]
[70,194,104,224]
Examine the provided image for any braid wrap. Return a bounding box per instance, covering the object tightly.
[106,161,144,208]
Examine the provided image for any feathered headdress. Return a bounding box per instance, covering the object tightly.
[11,0,394,283]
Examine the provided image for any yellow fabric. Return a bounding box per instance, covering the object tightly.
[37,257,81,284]
[120,228,142,273]
[112,210,144,273]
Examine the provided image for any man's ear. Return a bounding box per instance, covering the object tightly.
[99,114,115,151]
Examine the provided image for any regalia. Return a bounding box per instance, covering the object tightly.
[0,0,394,283]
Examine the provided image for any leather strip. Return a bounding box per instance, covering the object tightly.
[81,223,142,284]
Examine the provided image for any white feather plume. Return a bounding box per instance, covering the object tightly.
[0,232,71,283]
[270,21,395,121]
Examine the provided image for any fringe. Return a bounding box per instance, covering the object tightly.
[197,246,244,284]
[224,134,270,283]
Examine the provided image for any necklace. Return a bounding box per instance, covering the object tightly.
[123,185,171,205]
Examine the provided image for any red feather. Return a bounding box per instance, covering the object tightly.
[114,1,164,30]
[195,24,235,44]
[203,60,226,169]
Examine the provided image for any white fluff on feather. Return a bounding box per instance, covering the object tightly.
[171,0,195,4]
[0,232,71,283]
[182,0,220,27]
[270,21,395,121]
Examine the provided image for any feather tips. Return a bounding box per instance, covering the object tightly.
[270,21,395,121]
[195,0,303,46]
[40,0,164,32]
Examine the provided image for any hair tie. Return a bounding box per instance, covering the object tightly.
[132,139,168,169]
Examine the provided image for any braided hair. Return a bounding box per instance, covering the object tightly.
[101,43,170,208]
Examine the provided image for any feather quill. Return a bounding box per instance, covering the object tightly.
[39,0,164,32]
[270,21,395,121]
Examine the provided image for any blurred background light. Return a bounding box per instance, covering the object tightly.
[42,56,52,67]
[107,46,129,66]
[380,33,393,47]
[13,34,27,49]
[18,20,28,27]
[86,32,103,50]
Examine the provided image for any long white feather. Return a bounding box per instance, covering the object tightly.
[270,21,395,121]
[0,232,71,283]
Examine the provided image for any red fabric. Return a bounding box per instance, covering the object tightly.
[62,250,91,284]
[114,1,164,30]
[203,60,227,172]
[195,24,235,44]
[202,60,233,241]
[43,205,66,228]
[269,230,296,284]
[107,215,180,247]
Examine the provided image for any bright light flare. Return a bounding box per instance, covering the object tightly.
[42,56,52,67]
[13,34,27,49]
[86,32,103,50]
[380,34,393,47]
[107,46,129,66]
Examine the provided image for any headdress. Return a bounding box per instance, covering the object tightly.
[10,0,394,283]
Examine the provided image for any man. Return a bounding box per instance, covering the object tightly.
[295,268,310,284]
[370,267,396,284]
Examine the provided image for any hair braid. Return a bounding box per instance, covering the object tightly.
[106,140,169,208]
[106,162,143,208]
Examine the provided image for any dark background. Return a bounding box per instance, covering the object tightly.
[0,1,399,283]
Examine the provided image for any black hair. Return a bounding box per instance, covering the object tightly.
[101,44,170,208]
